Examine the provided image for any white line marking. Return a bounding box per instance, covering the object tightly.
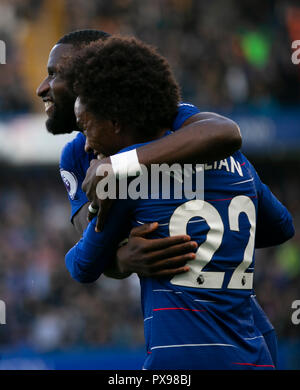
[230,178,254,186]
[244,336,264,341]
[193,299,216,303]
[136,218,205,226]
[144,316,153,322]
[151,343,237,350]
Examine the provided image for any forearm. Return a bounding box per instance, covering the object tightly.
[72,202,89,235]
[65,218,111,283]
[103,257,132,279]
[255,184,295,248]
[65,246,101,283]
[255,216,295,248]
[103,238,132,279]
[66,200,132,283]
[135,114,241,165]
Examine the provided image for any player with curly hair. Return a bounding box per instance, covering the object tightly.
[64,36,294,369]
[61,36,181,153]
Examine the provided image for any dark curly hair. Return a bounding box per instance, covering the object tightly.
[56,29,110,47]
[62,36,181,138]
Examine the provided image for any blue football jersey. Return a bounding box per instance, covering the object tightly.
[59,102,200,221]
[65,142,294,369]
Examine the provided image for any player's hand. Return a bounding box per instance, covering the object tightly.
[116,222,198,278]
[82,156,109,202]
[83,156,115,232]
[86,198,115,232]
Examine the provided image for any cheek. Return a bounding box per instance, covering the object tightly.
[86,127,101,144]
[51,79,70,102]
[93,131,107,146]
[88,129,111,152]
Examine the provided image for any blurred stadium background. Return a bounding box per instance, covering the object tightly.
[0,0,299,370]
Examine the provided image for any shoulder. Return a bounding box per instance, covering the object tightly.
[59,132,88,201]
[237,152,260,181]
[178,102,200,112]
[60,132,86,169]
[172,102,201,131]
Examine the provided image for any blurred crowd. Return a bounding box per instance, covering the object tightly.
[0,0,299,366]
[0,167,144,351]
[254,160,300,340]
[0,162,299,353]
[0,0,300,113]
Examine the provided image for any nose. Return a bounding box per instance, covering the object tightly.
[36,77,50,97]
[84,138,93,154]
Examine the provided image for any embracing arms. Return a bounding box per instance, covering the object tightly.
[81,112,241,231]
[63,110,241,280]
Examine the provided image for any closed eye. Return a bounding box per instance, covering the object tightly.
[76,121,85,133]
[47,67,56,77]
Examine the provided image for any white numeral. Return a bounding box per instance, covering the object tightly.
[227,196,255,289]
[169,196,256,290]
[169,200,225,289]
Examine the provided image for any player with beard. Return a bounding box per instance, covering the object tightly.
[37,29,243,277]
[36,30,278,366]
[37,30,242,233]
[63,36,294,369]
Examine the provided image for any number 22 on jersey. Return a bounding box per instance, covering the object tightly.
[169,196,256,290]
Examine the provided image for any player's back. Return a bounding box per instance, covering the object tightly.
[132,151,275,369]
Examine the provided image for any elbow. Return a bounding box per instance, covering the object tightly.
[221,118,242,154]
[204,116,242,159]
[72,273,100,284]
[280,213,295,243]
[65,248,101,284]
[286,219,295,241]
[255,217,295,248]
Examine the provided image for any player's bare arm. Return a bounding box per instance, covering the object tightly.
[79,112,241,279]
[135,111,242,165]
[36,33,242,281]
[73,205,197,279]
[104,222,197,279]
[82,111,241,231]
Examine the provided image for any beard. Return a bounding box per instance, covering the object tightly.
[46,102,78,135]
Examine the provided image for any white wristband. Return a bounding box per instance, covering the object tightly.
[110,149,142,179]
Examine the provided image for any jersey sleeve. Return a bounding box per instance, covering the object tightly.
[65,199,132,283]
[249,164,295,248]
[59,134,89,222]
[171,102,201,131]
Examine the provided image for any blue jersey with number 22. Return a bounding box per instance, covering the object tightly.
[64,129,294,369]
[60,104,290,368]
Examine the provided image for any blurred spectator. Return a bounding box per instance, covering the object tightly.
[0,163,298,352]
[0,0,299,363]
[0,0,299,114]
[0,167,144,350]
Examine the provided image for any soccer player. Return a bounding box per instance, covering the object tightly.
[36,29,242,278]
[36,29,279,367]
[63,36,294,369]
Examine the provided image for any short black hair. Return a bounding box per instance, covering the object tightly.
[62,36,180,138]
[56,29,111,47]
